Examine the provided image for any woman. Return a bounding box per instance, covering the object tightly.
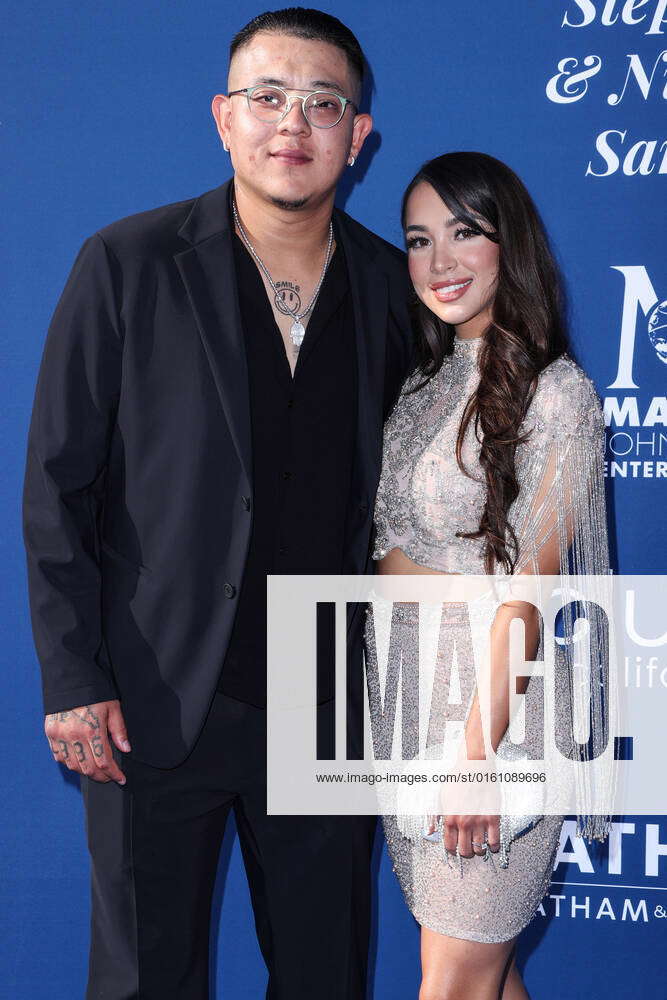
[366,153,613,999]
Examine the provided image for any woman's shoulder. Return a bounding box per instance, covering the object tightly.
[525,354,604,436]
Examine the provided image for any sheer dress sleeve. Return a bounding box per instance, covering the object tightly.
[508,356,614,840]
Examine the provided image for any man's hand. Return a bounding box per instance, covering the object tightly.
[45,700,130,785]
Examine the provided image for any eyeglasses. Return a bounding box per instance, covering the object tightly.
[228,85,357,129]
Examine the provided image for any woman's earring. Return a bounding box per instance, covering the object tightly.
[223,140,229,152]
[348,155,356,166]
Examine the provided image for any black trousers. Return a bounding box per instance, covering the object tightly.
[81,693,377,999]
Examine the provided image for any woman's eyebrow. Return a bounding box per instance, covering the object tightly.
[406,218,475,233]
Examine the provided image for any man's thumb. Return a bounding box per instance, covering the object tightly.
[107,703,132,753]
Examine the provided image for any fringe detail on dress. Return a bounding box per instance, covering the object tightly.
[373,359,617,866]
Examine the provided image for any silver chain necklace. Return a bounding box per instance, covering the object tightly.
[232,197,334,349]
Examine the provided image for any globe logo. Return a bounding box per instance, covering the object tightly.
[647,299,667,366]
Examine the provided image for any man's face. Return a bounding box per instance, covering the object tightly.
[212,32,372,211]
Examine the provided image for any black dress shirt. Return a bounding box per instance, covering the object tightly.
[218,225,357,706]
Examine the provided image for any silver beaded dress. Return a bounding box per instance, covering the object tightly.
[366,333,611,943]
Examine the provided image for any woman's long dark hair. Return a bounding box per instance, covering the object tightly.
[402,152,569,572]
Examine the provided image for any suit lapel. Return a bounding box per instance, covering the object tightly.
[174,182,253,486]
[335,211,388,498]
[174,186,391,496]
[335,211,390,648]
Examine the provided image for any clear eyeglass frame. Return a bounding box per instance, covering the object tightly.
[228,85,357,129]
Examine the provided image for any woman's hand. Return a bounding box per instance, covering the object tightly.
[425,754,502,857]
[442,814,500,858]
[422,597,541,859]
[424,813,500,857]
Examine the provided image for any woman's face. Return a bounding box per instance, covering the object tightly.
[404,181,500,340]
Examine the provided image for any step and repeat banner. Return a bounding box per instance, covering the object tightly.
[2,1,664,997]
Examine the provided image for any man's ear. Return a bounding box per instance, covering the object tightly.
[211,94,232,149]
[349,113,373,163]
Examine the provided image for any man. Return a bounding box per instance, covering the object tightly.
[23,8,411,999]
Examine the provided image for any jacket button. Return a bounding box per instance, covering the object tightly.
[241,496,251,511]
[224,583,236,599]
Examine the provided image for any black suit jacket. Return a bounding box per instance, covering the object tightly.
[23,179,412,767]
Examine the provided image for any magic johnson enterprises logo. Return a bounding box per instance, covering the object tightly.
[547,2,667,176]
[604,265,667,479]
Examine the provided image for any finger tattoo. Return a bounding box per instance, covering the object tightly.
[73,741,86,763]
[58,740,69,759]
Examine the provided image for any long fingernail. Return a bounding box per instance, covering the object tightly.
[117,777,126,786]
[121,741,131,752]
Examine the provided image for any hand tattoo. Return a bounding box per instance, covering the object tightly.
[71,706,101,733]
[47,705,103,767]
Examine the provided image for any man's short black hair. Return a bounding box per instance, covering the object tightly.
[230,7,365,90]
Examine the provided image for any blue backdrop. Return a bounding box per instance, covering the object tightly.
[3,1,665,996]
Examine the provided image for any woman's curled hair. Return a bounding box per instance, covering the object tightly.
[402,152,569,573]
